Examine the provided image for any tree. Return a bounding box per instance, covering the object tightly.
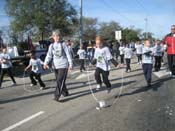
[141,32,154,40]
[98,21,121,41]
[5,0,78,40]
[122,28,140,43]
[82,17,98,42]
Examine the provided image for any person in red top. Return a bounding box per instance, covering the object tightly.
[164,25,175,77]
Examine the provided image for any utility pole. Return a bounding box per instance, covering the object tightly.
[79,0,83,45]
[145,18,148,39]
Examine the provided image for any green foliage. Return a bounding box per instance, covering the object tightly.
[5,0,78,40]
[141,32,154,40]
[82,17,98,42]
[122,28,140,43]
[98,21,121,41]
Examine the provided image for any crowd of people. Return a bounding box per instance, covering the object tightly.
[0,25,175,102]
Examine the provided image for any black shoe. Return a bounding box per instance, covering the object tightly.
[53,97,60,102]
[107,87,111,94]
[147,82,151,87]
[62,91,69,97]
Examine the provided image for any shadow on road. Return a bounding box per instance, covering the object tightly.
[115,77,172,98]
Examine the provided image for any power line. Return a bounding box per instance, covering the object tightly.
[134,0,149,17]
[101,0,134,24]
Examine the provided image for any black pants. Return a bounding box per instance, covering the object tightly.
[142,64,153,83]
[167,54,175,75]
[125,58,131,71]
[120,54,124,64]
[80,59,85,72]
[95,67,111,88]
[137,54,142,62]
[54,68,68,99]
[30,71,45,87]
[0,68,16,87]
[154,56,162,71]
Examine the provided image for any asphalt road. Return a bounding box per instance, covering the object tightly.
[0,57,175,131]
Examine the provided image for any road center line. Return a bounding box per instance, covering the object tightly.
[2,111,44,131]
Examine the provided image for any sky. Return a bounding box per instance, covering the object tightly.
[0,0,175,39]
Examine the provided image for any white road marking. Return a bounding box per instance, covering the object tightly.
[2,111,44,131]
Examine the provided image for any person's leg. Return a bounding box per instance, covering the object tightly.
[80,59,83,72]
[54,69,61,100]
[142,64,148,81]
[172,55,175,75]
[0,69,6,87]
[122,55,124,64]
[154,56,158,71]
[128,59,131,70]
[59,68,69,96]
[158,56,162,70]
[147,64,153,85]
[139,54,142,63]
[120,55,122,64]
[167,54,173,73]
[6,68,16,84]
[95,67,102,85]
[29,71,37,85]
[125,59,129,71]
[36,73,45,88]
[137,54,139,62]
[82,59,86,71]
[102,70,111,88]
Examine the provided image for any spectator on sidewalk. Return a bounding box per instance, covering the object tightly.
[163,25,175,77]
[44,29,73,102]
[25,51,46,90]
[77,44,86,72]
[0,46,17,89]
[91,36,118,93]
[142,40,153,87]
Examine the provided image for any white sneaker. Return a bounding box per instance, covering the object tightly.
[170,72,172,76]
[30,84,35,87]
[96,84,101,90]
[11,83,17,86]
[40,87,45,90]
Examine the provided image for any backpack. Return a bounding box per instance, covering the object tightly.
[48,42,66,68]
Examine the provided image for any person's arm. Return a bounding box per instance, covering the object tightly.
[91,49,97,65]
[25,60,32,71]
[39,58,44,65]
[44,44,53,69]
[1,54,10,63]
[143,48,152,56]
[106,47,118,67]
[63,43,73,69]
[110,58,118,67]
[77,50,79,55]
